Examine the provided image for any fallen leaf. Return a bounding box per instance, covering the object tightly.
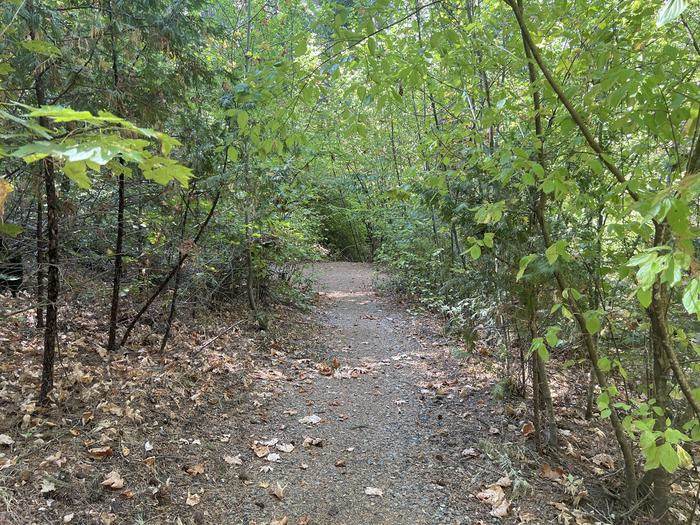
[364,487,383,497]
[495,476,512,488]
[297,516,311,525]
[591,453,614,469]
[299,414,322,425]
[101,470,124,489]
[521,422,535,437]
[335,459,346,467]
[541,463,566,482]
[99,513,117,525]
[40,478,56,494]
[224,454,243,466]
[185,490,201,506]
[260,465,274,473]
[276,443,294,453]
[251,442,270,458]
[518,511,538,523]
[302,437,322,447]
[271,481,287,500]
[267,453,281,462]
[144,441,153,452]
[186,463,205,476]
[63,513,74,523]
[318,364,333,376]
[88,446,113,458]
[476,483,510,518]
[261,438,279,446]
[461,447,478,458]
[270,517,288,525]
[489,426,500,435]
[143,456,156,467]
[0,434,14,446]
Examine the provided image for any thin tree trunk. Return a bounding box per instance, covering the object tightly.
[106,0,125,353]
[36,188,44,329]
[30,0,60,406]
[107,173,125,351]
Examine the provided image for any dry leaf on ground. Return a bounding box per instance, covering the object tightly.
[299,414,322,425]
[186,463,205,476]
[88,446,113,458]
[224,454,243,466]
[364,487,383,497]
[591,453,614,469]
[251,442,270,458]
[186,490,201,506]
[271,481,287,500]
[276,443,294,453]
[476,483,510,518]
[101,471,124,489]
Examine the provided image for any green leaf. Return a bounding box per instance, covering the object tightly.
[237,111,249,131]
[469,244,481,260]
[584,310,602,334]
[682,278,700,316]
[517,254,538,281]
[658,442,679,473]
[657,0,688,26]
[22,40,61,57]
[637,287,652,308]
[63,160,91,189]
[0,223,24,237]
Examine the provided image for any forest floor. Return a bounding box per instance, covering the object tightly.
[0,262,638,525]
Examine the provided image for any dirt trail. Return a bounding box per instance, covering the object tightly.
[232,263,488,524]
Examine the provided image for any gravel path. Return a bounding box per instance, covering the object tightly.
[231,262,491,525]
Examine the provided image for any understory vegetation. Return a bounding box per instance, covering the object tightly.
[1,0,700,522]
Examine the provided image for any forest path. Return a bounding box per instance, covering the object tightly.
[230,263,489,525]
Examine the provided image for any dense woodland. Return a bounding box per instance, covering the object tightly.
[1,0,700,523]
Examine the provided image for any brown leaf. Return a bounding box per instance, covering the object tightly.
[101,470,124,490]
[541,463,566,481]
[271,481,287,500]
[302,437,322,447]
[224,454,243,466]
[251,442,270,458]
[88,446,113,459]
[297,516,311,525]
[476,484,510,518]
[521,421,535,437]
[186,490,201,506]
[270,517,289,525]
[318,364,333,376]
[335,459,346,467]
[591,453,614,469]
[186,463,205,476]
[99,512,117,525]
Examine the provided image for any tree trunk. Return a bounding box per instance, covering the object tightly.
[30,0,60,406]
[107,172,125,352]
[106,0,125,352]
[36,186,44,329]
